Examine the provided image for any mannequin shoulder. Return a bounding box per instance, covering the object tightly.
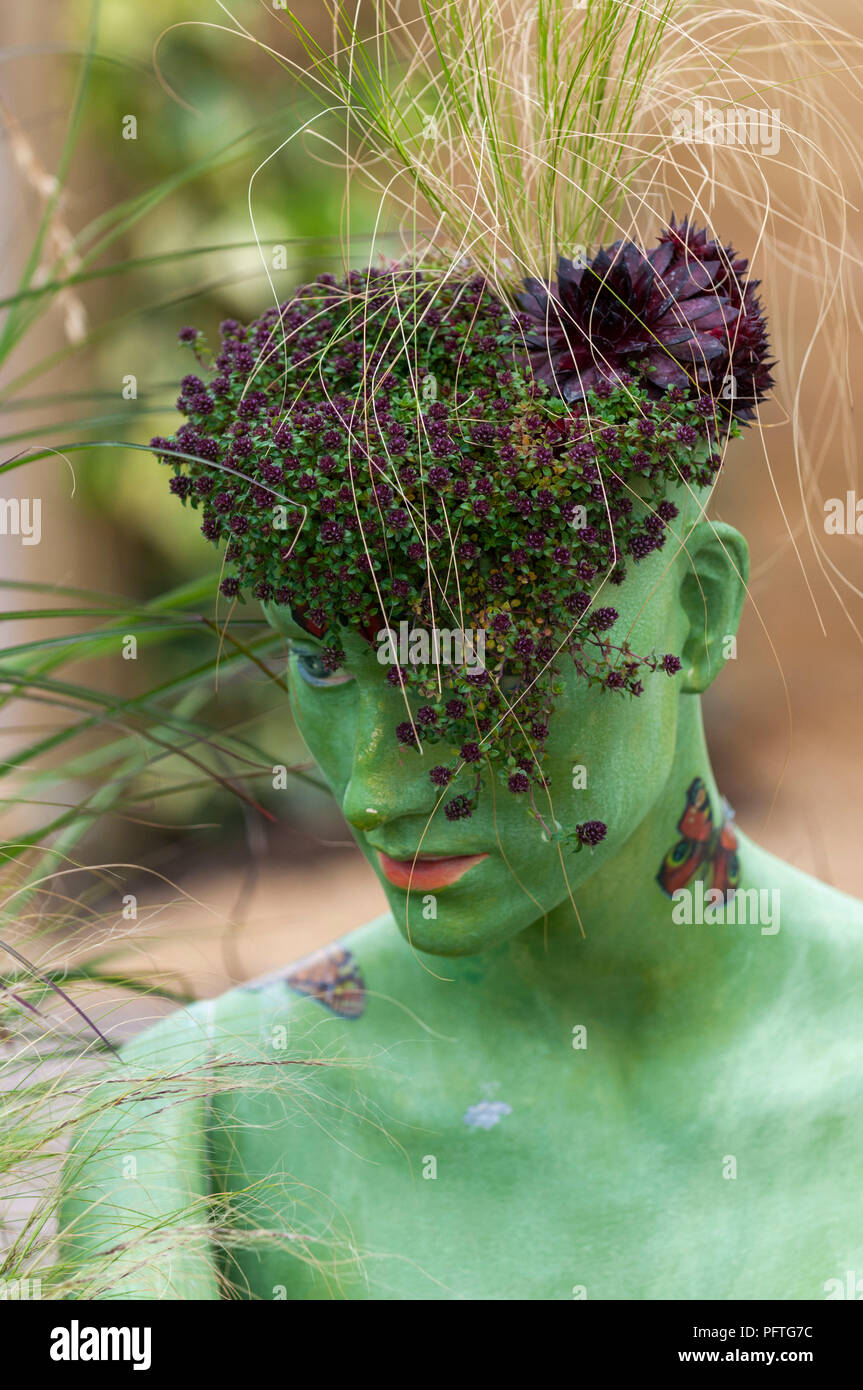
[735,833,863,1067]
[739,832,863,942]
[108,917,400,1067]
[190,913,403,1045]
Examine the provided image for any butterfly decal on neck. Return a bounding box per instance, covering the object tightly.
[656,777,741,897]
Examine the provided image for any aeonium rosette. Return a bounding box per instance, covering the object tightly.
[153,224,773,848]
[519,217,774,415]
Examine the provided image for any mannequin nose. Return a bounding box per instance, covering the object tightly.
[345,802,384,832]
[340,693,433,832]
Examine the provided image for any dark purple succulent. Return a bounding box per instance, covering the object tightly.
[518,219,774,421]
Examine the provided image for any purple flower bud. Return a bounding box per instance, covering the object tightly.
[576,820,607,847]
[590,607,618,631]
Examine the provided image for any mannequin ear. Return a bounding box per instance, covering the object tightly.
[678,521,749,694]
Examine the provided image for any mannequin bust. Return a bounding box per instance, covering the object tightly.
[59,481,863,1300]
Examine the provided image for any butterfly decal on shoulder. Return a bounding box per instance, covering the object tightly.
[656,778,741,897]
[282,944,366,1019]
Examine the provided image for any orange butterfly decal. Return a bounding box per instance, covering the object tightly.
[657,778,740,897]
[283,944,366,1019]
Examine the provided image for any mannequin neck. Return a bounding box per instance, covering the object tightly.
[495,694,763,1031]
[563,693,725,940]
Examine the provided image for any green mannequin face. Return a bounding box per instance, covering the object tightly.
[264,505,748,957]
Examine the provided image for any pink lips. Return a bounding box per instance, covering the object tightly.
[377,851,488,891]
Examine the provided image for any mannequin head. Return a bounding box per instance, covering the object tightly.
[264,489,748,956]
[155,247,766,957]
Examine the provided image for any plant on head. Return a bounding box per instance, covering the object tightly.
[156,0,809,845]
[156,221,769,839]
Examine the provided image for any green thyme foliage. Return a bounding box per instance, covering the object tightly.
[153,264,733,830]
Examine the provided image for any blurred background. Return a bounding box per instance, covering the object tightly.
[2,0,862,1015]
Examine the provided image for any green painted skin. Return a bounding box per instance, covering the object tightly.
[60,509,863,1299]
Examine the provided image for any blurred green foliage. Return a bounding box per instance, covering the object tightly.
[79,0,387,578]
[2,1,400,857]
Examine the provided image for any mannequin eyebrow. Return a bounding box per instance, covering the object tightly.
[276,619,324,647]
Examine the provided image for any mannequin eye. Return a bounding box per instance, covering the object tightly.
[496,668,523,696]
[293,649,354,688]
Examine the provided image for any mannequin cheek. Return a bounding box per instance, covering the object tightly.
[287,686,357,790]
[540,678,679,843]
